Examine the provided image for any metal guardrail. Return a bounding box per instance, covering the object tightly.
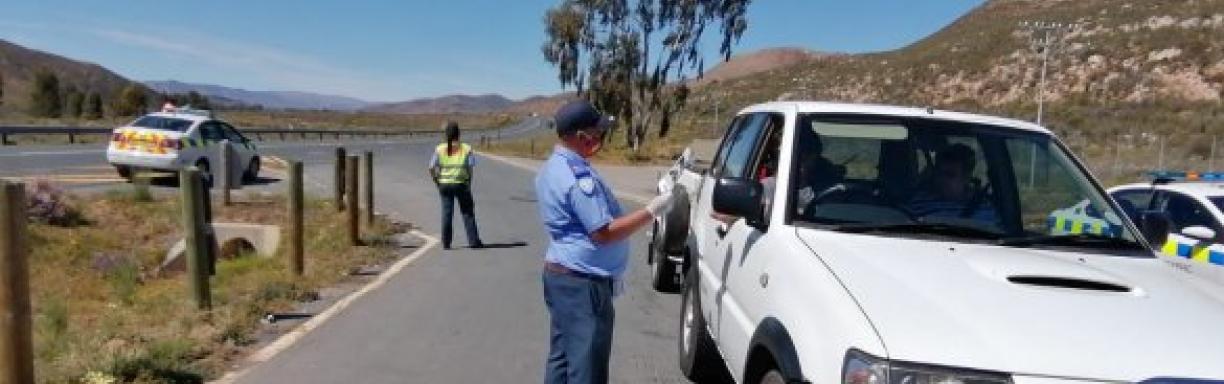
[0,125,444,145]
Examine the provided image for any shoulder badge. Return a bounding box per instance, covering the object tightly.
[577,177,596,194]
[566,158,596,194]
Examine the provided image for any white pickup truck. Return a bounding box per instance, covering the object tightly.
[650,101,1224,384]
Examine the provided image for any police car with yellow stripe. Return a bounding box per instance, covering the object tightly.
[1109,171,1224,282]
[106,108,261,185]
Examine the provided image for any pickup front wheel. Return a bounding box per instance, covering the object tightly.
[678,267,719,381]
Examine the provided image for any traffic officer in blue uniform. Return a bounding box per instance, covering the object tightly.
[535,100,677,384]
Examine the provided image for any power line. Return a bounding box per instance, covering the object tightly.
[1018,21,1077,126]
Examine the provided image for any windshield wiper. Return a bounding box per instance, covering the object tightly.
[830,222,1003,240]
[997,233,1143,249]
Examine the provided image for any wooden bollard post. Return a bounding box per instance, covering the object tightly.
[346,156,360,246]
[220,141,233,206]
[0,181,34,384]
[200,177,217,276]
[179,168,211,310]
[334,147,347,211]
[288,161,304,276]
[363,151,374,225]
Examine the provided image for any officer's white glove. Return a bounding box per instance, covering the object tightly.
[646,192,677,218]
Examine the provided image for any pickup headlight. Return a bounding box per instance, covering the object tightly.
[843,350,1012,384]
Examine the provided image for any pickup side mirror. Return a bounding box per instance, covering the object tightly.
[1137,211,1171,246]
[712,178,764,228]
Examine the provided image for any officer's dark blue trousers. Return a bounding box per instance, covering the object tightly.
[542,268,615,384]
[438,183,481,248]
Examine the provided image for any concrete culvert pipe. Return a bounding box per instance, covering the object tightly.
[219,238,257,260]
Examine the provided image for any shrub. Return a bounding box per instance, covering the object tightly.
[24,180,86,226]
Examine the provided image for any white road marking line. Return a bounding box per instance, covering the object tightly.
[210,229,439,384]
[479,152,651,204]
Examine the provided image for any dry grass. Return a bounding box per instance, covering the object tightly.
[28,190,400,383]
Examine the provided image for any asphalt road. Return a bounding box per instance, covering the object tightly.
[232,141,693,383]
[0,118,700,383]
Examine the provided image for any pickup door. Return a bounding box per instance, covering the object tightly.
[692,112,786,377]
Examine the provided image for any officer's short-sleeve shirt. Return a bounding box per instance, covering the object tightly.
[535,146,629,278]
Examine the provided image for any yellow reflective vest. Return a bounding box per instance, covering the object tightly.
[436,143,472,185]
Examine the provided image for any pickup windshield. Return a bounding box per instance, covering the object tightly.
[791,114,1142,248]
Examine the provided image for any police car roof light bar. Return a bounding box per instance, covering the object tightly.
[167,106,215,119]
[1146,170,1224,183]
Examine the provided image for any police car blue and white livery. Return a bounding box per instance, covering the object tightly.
[106,108,261,184]
[659,101,1224,384]
[1109,171,1224,283]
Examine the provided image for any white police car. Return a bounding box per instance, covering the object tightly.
[106,108,261,185]
[1109,172,1224,282]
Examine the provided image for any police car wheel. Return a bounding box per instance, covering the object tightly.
[679,267,719,381]
[650,223,681,293]
[659,186,691,255]
[115,166,132,180]
[243,157,260,183]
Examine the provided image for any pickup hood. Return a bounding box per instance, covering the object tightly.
[797,229,1224,381]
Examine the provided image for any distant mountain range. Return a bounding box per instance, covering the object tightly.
[1,35,801,117]
[363,94,516,114]
[144,80,373,111]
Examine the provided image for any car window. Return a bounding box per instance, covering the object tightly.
[221,123,247,142]
[718,113,768,180]
[709,116,744,178]
[1110,189,1154,223]
[131,116,193,132]
[199,122,226,142]
[1162,193,1217,232]
[791,114,1140,248]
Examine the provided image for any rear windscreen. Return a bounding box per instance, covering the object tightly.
[130,116,193,132]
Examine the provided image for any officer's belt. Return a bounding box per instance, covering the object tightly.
[544,262,612,282]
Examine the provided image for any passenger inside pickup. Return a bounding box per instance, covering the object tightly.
[907,143,998,223]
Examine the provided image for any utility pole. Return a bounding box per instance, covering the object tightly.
[1019,21,1075,126]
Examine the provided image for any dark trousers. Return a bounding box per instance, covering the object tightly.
[438,183,481,248]
[542,269,615,384]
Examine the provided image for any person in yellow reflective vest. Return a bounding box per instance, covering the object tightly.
[429,122,485,250]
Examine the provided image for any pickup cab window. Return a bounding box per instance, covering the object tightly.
[790,114,1142,250]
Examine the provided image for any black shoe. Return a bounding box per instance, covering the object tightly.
[470,242,486,249]
[443,244,452,250]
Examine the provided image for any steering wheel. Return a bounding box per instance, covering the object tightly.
[805,182,917,222]
[958,180,991,219]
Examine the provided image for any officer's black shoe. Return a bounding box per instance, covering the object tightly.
[443,244,452,250]
[470,242,486,249]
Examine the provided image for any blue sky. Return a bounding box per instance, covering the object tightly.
[0,1,983,102]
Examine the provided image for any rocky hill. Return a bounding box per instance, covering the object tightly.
[0,39,138,113]
[678,0,1224,178]
[693,47,830,86]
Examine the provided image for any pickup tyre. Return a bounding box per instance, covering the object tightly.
[677,266,720,381]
